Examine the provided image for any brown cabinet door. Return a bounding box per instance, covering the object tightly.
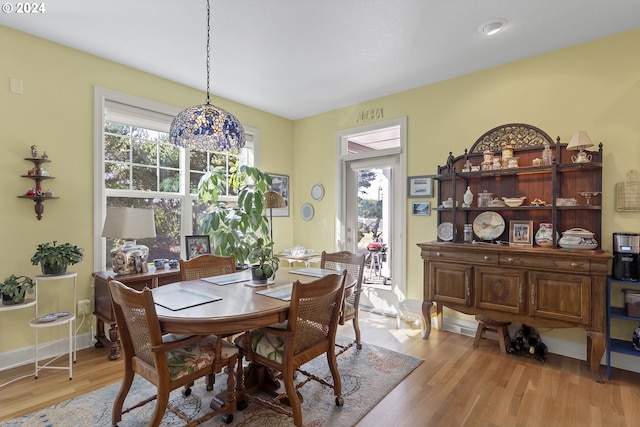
[528,271,591,325]
[475,267,526,314]
[428,262,472,306]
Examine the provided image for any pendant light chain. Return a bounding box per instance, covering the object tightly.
[169,0,246,150]
[206,0,211,105]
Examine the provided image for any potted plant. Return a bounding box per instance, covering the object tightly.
[199,165,273,266]
[1,275,35,304]
[249,238,279,283]
[31,241,84,275]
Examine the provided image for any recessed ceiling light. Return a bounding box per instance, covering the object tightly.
[479,18,508,36]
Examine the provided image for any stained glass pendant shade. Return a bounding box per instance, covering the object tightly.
[170,0,245,151]
[170,103,245,151]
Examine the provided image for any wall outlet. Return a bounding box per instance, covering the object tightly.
[78,299,91,316]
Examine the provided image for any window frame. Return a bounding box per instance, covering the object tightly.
[93,87,258,271]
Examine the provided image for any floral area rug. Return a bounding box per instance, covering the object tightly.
[3,336,422,427]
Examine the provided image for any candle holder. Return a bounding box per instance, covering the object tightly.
[578,191,600,206]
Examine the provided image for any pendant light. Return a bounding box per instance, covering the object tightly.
[170,0,245,151]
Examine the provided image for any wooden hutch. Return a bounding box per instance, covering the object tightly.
[417,123,611,383]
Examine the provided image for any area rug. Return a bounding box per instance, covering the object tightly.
[3,336,422,427]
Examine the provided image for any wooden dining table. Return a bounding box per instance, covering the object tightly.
[151,267,353,404]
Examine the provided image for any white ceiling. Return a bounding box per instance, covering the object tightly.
[2,1,639,120]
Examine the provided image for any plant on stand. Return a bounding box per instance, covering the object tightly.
[198,165,273,267]
[1,275,35,304]
[31,241,84,275]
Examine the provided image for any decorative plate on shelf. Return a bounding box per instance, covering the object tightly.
[37,313,59,323]
[437,222,455,241]
[473,211,505,240]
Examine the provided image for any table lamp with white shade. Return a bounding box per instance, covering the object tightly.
[102,207,156,275]
[566,131,594,163]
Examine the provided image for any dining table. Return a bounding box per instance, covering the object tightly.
[151,266,354,406]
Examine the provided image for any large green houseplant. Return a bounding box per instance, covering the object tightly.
[1,275,35,304]
[31,241,84,275]
[198,165,273,266]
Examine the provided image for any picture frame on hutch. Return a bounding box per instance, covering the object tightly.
[185,235,211,260]
[509,220,533,246]
[267,173,290,217]
[408,175,433,198]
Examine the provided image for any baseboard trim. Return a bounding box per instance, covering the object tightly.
[4,316,639,376]
[0,332,95,371]
[440,316,640,375]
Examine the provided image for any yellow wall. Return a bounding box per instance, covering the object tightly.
[2,24,640,354]
[0,26,294,352]
[294,29,640,344]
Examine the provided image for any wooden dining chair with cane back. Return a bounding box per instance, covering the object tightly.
[108,280,238,426]
[235,271,347,427]
[179,253,240,349]
[320,250,365,353]
[179,254,236,281]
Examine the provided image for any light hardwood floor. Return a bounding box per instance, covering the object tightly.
[1,311,639,426]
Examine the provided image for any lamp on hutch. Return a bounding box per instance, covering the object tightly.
[566,131,594,163]
[101,207,156,275]
[169,0,245,151]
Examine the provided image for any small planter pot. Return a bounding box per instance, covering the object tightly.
[2,293,17,305]
[251,265,269,284]
[40,261,68,276]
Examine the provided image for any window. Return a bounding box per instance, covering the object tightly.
[94,88,256,271]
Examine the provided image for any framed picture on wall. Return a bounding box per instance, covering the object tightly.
[185,235,211,260]
[411,201,431,216]
[407,175,434,198]
[268,173,290,217]
[509,220,533,246]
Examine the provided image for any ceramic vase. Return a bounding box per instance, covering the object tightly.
[535,223,555,247]
[463,186,474,207]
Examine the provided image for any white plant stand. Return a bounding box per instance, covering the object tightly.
[29,272,77,379]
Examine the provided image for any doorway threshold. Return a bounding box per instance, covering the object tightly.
[360,304,397,318]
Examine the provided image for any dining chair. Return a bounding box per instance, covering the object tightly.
[179,254,236,281]
[108,280,238,426]
[235,271,347,427]
[320,250,366,352]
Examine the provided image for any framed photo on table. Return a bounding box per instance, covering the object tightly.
[267,173,290,217]
[185,235,211,260]
[509,220,533,246]
[408,175,434,198]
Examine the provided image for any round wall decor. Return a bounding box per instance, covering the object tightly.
[311,183,324,201]
[300,203,314,221]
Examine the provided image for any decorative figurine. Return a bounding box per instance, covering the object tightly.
[30,145,38,157]
[41,151,48,160]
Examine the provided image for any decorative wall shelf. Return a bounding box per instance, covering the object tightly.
[18,157,58,220]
